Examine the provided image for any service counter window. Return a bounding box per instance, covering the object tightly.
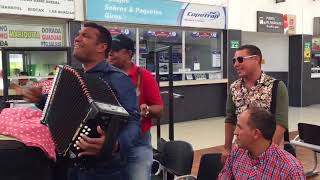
[139,28,182,81]
[104,26,137,62]
[1,48,70,97]
[185,30,223,81]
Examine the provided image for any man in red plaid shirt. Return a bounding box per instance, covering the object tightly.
[218,107,305,179]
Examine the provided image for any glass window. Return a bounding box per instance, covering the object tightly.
[5,50,68,96]
[139,28,182,81]
[185,30,223,80]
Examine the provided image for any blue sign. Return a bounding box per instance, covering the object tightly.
[86,0,226,29]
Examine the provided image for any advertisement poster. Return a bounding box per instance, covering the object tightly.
[304,42,311,62]
[86,0,226,29]
[0,24,64,47]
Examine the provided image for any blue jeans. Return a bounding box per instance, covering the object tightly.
[68,158,128,180]
[127,131,153,180]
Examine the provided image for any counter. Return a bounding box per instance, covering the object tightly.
[159,79,228,87]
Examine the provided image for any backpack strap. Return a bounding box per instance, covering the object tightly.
[136,67,142,97]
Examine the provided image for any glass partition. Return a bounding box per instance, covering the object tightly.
[1,47,70,99]
[185,30,223,80]
[139,28,182,81]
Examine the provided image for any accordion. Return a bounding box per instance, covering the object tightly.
[41,65,128,159]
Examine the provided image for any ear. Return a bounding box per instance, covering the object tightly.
[96,43,108,53]
[128,50,133,57]
[253,128,261,140]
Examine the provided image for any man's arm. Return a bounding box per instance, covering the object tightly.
[77,73,140,157]
[111,74,140,155]
[140,71,163,119]
[273,81,288,145]
[140,104,163,119]
[218,148,235,179]
[223,91,237,161]
[289,166,306,180]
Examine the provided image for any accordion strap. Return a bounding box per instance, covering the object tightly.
[136,67,142,98]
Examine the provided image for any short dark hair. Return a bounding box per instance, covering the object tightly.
[247,107,276,141]
[237,44,262,62]
[84,22,112,57]
[19,71,28,76]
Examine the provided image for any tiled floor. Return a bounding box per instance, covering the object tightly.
[151,104,320,179]
[151,104,320,150]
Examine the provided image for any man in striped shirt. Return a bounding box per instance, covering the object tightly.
[218,107,305,179]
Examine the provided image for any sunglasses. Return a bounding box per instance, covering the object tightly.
[232,55,257,64]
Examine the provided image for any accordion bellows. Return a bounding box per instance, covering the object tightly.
[41,65,128,159]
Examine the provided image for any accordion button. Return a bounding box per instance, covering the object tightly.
[84,126,88,129]
[82,129,86,132]
[85,132,89,135]
[76,147,80,150]
[88,128,91,131]
[73,144,77,147]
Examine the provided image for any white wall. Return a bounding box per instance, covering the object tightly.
[172,0,227,6]
[242,31,289,72]
[74,0,85,21]
[228,0,320,34]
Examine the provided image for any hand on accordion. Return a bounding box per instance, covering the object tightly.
[76,125,115,157]
[22,87,42,103]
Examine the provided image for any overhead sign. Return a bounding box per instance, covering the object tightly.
[0,0,75,19]
[257,11,284,33]
[86,0,226,29]
[0,24,64,47]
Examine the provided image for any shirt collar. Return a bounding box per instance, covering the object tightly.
[240,71,266,87]
[128,62,138,78]
[85,60,110,73]
[248,143,274,163]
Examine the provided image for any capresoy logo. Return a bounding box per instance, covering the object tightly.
[186,11,220,19]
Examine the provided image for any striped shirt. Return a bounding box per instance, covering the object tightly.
[218,144,305,180]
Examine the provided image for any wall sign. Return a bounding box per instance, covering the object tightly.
[0,0,74,19]
[86,0,226,29]
[0,24,64,47]
[230,40,240,49]
[304,41,311,62]
[190,32,218,39]
[257,11,284,33]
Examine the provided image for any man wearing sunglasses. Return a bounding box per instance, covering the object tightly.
[222,44,289,163]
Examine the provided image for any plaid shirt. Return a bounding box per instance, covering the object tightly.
[218,144,305,180]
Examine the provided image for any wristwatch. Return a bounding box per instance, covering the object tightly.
[145,105,150,117]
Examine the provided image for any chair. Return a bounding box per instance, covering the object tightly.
[290,123,320,177]
[175,153,223,180]
[152,140,194,180]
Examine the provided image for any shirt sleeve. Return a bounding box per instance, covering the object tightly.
[225,90,237,125]
[109,73,140,156]
[218,149,234,179]
[275,81,288,129]
[143,71,163,106]
[35,94,48,110]
[289,167,306,180]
